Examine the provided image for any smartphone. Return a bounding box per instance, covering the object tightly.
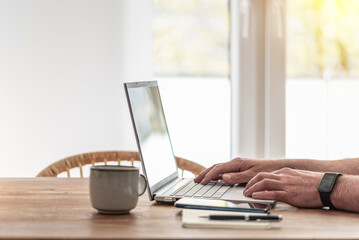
[174,198,271,213]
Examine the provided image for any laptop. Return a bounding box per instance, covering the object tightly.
[124,81,275,206]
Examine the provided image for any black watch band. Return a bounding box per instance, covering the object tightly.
[318,172,342,210]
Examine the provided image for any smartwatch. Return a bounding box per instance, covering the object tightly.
[318,172,342,209]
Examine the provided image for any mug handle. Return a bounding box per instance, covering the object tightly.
[138,174,147,196]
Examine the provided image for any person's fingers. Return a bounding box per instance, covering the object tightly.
[200,161,240,184]
[244,172,281,191]
[213,174,223,181]
[251,190,289,203]
[221,171,253,184]
[244,178,283,197]
[194,164,218,182]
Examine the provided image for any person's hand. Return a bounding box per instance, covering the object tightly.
[194,158,288,185]
[243,168,324,208]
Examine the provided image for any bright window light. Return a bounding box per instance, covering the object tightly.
[152,0,230,171]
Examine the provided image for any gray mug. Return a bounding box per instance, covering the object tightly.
[89,165,147,214]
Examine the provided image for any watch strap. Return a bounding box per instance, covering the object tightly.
[318,172,342,210]
[320,190,335,209]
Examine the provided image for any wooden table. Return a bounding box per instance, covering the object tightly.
[1,178,359,239]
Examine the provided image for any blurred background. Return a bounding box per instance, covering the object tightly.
[1,0,359,177]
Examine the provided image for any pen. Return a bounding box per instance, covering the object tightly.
[199,214,283,221]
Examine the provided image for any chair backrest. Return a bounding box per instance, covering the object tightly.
[36,151,206,178]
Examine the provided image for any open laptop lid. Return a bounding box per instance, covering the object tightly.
[124,81,179,200]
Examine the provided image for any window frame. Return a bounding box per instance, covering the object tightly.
[230,0,286,159]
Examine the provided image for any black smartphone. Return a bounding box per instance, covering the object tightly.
[174,198,271,213]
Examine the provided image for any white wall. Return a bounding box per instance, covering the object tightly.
[0,0,152,177]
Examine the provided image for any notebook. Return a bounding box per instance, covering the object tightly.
[124,81,276,206]
[182,209,271,229]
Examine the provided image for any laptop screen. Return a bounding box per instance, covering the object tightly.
[125,81,178,192]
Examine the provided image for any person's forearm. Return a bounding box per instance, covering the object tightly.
[329,158,359,175]
[330,175,359,212]
[275,158,359,175]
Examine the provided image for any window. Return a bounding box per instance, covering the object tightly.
[152,0,230,169]
[286,0,359,159]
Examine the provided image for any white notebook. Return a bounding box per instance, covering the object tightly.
[182,209,271,229]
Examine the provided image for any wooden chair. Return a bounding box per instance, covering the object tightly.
[36,151,206,178]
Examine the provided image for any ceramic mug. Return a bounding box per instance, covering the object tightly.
[89,165,147,214]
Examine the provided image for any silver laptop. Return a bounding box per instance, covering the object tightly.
[124,81,275,206]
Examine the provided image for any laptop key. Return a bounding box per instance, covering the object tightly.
[184,183,204,197]
[202,182,224,198]
[211,185,231,198]
[193,182,215,197]
[163,179,191,196]
[174,181,198,197]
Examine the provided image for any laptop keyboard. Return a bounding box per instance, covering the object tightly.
[163,180,231,199]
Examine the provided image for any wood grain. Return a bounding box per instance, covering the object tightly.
[0,178,359,239]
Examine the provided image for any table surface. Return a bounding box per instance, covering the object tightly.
[1,178,359,240]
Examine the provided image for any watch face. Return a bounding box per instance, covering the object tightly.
[318,173,338,192]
